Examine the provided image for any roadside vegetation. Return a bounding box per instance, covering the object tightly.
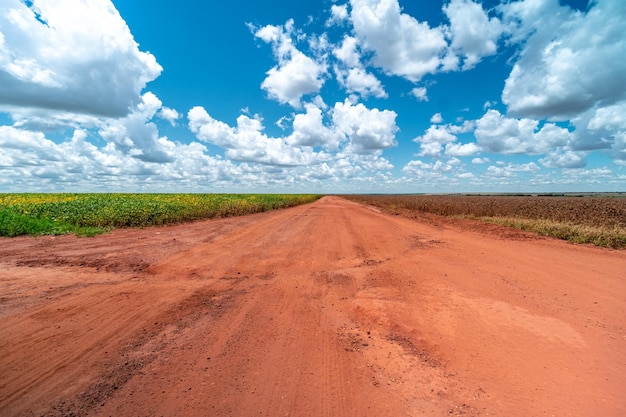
[345,194,626,249]
[0,193,321,237]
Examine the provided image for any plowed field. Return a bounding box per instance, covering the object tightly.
[1,196,624,416]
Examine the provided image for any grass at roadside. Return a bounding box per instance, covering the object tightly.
[344,194,626,249]
[480,217,626,249]
[0,193,321,238]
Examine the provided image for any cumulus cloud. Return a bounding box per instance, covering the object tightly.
[403,159,432,174]
[332,99,398,154]
[97,92,174,163]
[402,157,471,187]
[189,100,399,165]
[576,100,626,159]
[445,142,480,157]
[415,125,457,145]
[413,119,482,158]
[430,112,443,124]
[349,0,453,82]
[486,162,540,178]
[333,35,361,67]
[332,35,387,99]
[559,167,624,188]
[286,103,344,149]
[474,109,573,154]
[500,0,626,120]
[0,125,60,165]
[410,87,428,102]
[444,0,503,69]
[254,20,327,108]
[157,107,180,126]
[336,67,387,99]
[188,106,326,166]
[413,125,458,157]
[433,157,461,172]
[540,150,587,168]
[184,101,399,192]
[0,0,161,118]
[447,120,476,134]
[0,124,254,192]
[327,4,349,26]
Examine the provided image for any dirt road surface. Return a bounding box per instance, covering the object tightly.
[1,196,625,417]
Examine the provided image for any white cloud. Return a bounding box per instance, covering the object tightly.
[286,103,344,149]
[430,112,443,124]
[403,160,431,172]
[413,121,481,158]
[0,124,260,192]
[413,124,458,156]
[336,67,387,99]
[333,36,361,67]
[254,20,327,108]
[353,154,393,171]
[475,109,573,154]
[540,150,587,168]
[188,106,326,166]
[445,142,480,157]
[415,125,457,144]
[444,0,503,69]
[0,114,401,191]
[472,157,490,164]
[2,90,174,166]
[483,100,497,110]
[332,99,398,154]
[188,100,399,165]
[447,120,476,134]
[157,107,180,126]
[98,92,174,163]
[579,100,626,159]
[486,162,540,178]
[416,142,443,157]
[0,1,176,176]
[349,0,452,82]
[559,167,621,187]
[327,4,349,26]
[586,101,626,132]
[410,87,428,102]
[332,35,387,99]
[501,0,626,120]
[433,158,461,173]
[0,0,161,118]
[402,157,471,185]
[0,125,58,163]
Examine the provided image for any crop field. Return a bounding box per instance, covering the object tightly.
[345,194,626,249]
[0,193,321,237]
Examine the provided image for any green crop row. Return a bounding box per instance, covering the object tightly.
[0,193,321,237]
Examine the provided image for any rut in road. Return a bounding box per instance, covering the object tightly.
[1,196,625,417]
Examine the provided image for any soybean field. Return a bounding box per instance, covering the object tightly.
[0,193,321,237]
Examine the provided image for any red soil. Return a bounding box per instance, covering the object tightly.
[1,196,624,416]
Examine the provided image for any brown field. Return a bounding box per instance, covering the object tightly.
[344,194,626,248]
[1,196,625,416]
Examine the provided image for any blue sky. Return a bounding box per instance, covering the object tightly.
[0,0,625,193]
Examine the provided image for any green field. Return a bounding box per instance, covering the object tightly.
[0,193,321,237]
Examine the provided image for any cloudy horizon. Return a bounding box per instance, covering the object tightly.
[1,0,625,193]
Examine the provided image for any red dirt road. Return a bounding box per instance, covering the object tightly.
[1,196,625,417]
